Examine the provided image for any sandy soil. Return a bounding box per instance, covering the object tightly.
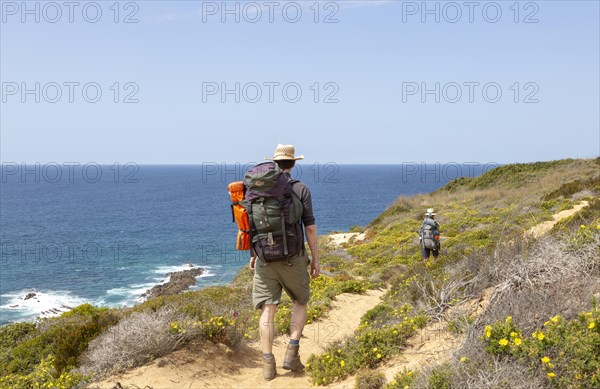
[327,232,366,247]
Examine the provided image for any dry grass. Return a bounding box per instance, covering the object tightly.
[410,232,600,388]
[77,306,198,378]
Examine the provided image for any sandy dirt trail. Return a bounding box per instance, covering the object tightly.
[526,200,589,238]
[94,289,386,389]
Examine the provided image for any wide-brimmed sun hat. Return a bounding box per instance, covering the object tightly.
[265,144,304,161]
[426,208,437,216]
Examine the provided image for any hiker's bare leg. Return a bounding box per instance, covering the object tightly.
[290,301,307,340]
[260,304,276,354]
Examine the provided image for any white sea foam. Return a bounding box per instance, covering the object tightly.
[105,282,158,304]
[0,263,224,324]
[150,263,203,275]
[0,289,92,321]
[150,263,217,280]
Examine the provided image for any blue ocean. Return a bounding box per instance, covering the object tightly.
[0,164,489,325]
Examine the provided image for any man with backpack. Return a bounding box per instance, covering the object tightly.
[246,144,319,381]
[419,208,441,260]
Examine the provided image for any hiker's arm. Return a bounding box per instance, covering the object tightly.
[305,224,320,278]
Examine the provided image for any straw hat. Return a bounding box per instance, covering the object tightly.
[426,208,437,216]
[265,144,304,161]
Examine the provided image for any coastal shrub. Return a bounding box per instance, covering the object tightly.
[53,305,121,374]
[385,369,416,389]
[78,306,197,377]
[0,322,40,375]
[543,174,600,201]
[0,355,88,389]
[337,279,370,294]
[480,308,600,388]
[354,370,386,389]
[427,363,453,389]
[0,329,53,376]
[200,315,245,347]
[132,285,251,322]
[0,305,121,377]
[459,160,573,190]
[0,321,37,350]
[361,304,396,327]
[446,314,475,335]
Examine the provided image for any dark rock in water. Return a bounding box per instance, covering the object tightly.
[141,267,204,300]
[24,292,37,300]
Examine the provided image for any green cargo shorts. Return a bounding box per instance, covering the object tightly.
[252,253,311,310]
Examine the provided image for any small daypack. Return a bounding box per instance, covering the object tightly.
[421,219,439,250]
[243,162,304,262]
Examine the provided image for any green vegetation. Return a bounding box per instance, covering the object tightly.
[0,304,120,378]
[385,369,417,389]
[0,355,88,389]
[354,370,386,389]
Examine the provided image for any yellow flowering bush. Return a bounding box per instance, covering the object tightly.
[567,219,600,246]
[200,315,242,346]
[385,369,416,389]
[481,315,523,356]
[482,307,600,387]
[0,355,87,389]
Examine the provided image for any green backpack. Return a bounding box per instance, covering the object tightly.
[243,162,304,262]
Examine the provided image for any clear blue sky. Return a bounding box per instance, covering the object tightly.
[1,0,599,164]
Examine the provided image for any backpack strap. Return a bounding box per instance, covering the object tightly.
[246,199,262,260]
[289,180,306,257]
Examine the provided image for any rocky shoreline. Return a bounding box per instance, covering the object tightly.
[140,265,204,300]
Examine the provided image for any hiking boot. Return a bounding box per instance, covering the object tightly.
[283,344,305,372]
[263,354,276,381]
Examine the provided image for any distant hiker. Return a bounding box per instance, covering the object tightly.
[419,208,441,260]
[246,144,320,381]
